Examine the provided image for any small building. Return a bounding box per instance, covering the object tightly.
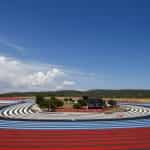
[86,98,105,109]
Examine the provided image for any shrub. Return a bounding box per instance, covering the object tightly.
[99,99,106,108]
[36,96,64,111]
[36,96,45,106]
[55,99,64,107]
[78,99,87,107]
[64,98,69,102]
[73,103,81,109]
[69,98,74,102]
[108,100,117,107]
[49,99,56,112]
[82,96,88,100]
[49,97,64,111]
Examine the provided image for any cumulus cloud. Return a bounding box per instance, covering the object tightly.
[0,56,76,92]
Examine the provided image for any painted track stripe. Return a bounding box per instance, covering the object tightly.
[0,128,150,149]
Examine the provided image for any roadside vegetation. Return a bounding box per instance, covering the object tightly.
[36,95,118,112]
[73,99,87,109]
[36,96,64,112]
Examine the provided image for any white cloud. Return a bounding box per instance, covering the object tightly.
[63,81,75,85]
[0,55,76,92]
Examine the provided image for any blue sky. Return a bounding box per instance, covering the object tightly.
[0,0,150,92]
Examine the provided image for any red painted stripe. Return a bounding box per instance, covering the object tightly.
[0,97,29,100]
[0,128,149,150]
[0,127,150,133]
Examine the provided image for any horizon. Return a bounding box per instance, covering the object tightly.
[0,0,150,92]
[2,88,150,94]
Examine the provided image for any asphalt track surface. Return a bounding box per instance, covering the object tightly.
[0,99,150,150]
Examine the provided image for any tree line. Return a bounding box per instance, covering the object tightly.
[1,90,150,98]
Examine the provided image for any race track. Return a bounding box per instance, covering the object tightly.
[0,98,150,150]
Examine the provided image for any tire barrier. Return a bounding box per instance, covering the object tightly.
[0,102,37,118]
[1,101,150,120]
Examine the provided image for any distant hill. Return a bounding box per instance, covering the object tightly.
[1,89,150,98]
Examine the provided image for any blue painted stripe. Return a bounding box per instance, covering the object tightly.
[0,118,149,130]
